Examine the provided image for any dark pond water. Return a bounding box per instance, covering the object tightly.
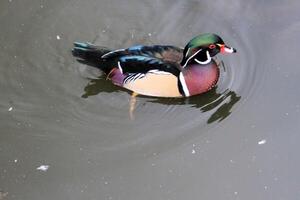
[1,0,300,199]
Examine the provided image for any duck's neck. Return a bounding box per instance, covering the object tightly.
[180,60,219,96]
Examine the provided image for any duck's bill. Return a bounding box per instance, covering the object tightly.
[220,45,237,54]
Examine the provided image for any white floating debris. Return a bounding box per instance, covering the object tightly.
[36,165,49,171]
[8,107,13,111]
[14,159,18,163]
[0,191,8,199]
[56,35,61,40]
[234,191,238,195]
[258,139,266,145]
[191,149,196,154]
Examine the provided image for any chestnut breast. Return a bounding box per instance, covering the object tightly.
[183,62,219,96]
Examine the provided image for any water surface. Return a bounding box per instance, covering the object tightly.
[1,0,300,199]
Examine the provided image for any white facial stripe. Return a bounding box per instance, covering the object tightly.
[194,51,211,65]
[179,72,190,97]
[183,49,202,68]
[118,61,123,74]
[185,48,190,57]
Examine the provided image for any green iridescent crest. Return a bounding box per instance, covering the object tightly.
[187,33,224,49]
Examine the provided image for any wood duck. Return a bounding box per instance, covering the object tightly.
[72,33,236,97]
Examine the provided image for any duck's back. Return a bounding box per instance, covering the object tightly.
[102,45,183,64]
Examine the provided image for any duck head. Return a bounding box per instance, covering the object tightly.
[181,33,236,67]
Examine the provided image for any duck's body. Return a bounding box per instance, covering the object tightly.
[107,66,183,97]
[72,33,236,97]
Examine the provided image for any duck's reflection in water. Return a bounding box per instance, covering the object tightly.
[147,87,241,124]
[82,76,241,124]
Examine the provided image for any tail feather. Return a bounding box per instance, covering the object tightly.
[72,42,111,68]
[74,42,92,48]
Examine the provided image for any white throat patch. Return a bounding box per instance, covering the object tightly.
[182,49,202,68]
[194,51,211,65]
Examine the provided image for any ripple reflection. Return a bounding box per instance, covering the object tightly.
[81,75,241,124]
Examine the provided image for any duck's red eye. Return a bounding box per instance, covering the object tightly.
[209,44,216,49]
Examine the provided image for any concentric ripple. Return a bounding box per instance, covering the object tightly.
[0,0,264,157]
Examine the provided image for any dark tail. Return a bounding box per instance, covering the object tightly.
[72,42,111,69]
